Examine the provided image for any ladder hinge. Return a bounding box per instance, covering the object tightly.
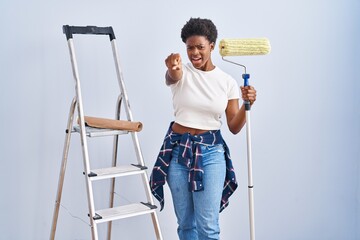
[141,202,157,210]
[131,164,148,170]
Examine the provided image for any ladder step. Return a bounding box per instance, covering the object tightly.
[73,125,128,137]
[94,202,157,223]
[88,164,147,180]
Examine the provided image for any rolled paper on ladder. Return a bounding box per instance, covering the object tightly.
[219,38,271,56]
[79,116,143,132]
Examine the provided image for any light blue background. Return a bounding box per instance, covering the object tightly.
[0,0,359,239]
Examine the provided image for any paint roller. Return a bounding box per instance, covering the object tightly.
[219,38,270,240]
[220,38,270,95]
[219,38,270,56]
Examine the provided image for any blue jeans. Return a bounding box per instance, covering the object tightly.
[167,143,226,240]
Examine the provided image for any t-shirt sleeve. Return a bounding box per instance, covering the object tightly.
[227,77,240,100]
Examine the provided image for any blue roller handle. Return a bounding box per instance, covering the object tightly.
[242,73,251,111]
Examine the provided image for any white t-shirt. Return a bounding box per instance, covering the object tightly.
[170,63,240,130]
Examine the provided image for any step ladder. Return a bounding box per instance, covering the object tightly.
[50,25,163,240]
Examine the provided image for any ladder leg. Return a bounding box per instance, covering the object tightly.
[67,36,99,240]
[128,121,163,239]
[140,171,163,240]
[107,176,115,240]
[107,95,122,240]
[50,97,77,240]
[106,138,117,240]
[151,212,163,240]
[106,133,119,240]
[77,105,99,240]
[133,135,163,240]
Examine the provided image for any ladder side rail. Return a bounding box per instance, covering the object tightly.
[111,39,163,240]
[50,97,77,240]
[110,40,145,166]
[150,212,163,240]
[107,95,123,240]
[110,39,153,200]
[67,38,99,239]
[140,169,163,240]
[110,40,132,121]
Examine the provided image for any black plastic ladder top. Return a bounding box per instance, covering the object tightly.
[63,25,116,41]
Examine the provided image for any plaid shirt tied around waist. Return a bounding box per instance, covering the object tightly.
[149,122,238,212]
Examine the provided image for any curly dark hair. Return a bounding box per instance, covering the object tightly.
[180,17,218,44]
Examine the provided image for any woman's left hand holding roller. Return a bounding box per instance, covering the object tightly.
[240,85,257,105]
